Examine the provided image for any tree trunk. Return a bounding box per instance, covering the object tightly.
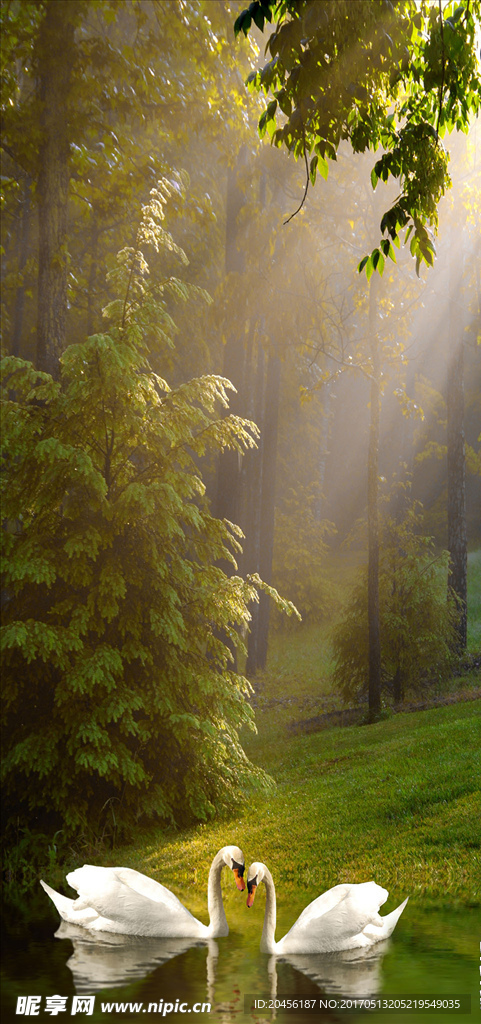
[367,281,382,719]
[214,154,248,523]
[35,2,77,377]
[255,348,281,671]
[315,386,332,520]
[243,340,282,677]
[243,340,265,676]
[392,665,403,704]
[447,339,467,650]
[11,176,32,359]
[86,221,99,337]
[213,152,250,670]
[390,358,416,522]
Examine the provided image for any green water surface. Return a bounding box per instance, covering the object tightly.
[1,890,479,1024]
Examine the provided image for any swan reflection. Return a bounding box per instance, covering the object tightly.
[269,938,390,999]
[55,921,218,996]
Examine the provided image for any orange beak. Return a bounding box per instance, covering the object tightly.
[233,867,245,891]
[246,884,257,908]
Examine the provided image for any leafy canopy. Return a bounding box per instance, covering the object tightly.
[1,182,296,841]
[0,0,260,364]
[234,0,481,275]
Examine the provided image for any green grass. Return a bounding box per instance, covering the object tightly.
[45,700,480,915]
[242,702,481,900]
[257,550,362,703]
[256,620,335,698]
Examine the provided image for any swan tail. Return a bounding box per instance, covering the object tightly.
[380,896,409,937]
[364,897,409,942]
[41,879,75,918]
[40,880,99,927]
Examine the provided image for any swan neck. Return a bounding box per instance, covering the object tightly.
[260,867,277,954]
[207,851,228,935]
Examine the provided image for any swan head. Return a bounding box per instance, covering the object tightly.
[221,845,245,891]
[246,861,266,907]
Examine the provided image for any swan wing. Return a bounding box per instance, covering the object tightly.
[67,865,186,912]
[288,884,353,929]
[66,865,207,938]
[40,880,107,929]
[363,897,409,941]
[279,882,389,954]
[109,867,188,911]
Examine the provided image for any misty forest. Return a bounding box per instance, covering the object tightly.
[1,0,481,933]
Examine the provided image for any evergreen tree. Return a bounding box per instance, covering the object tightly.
[1,184,294,841]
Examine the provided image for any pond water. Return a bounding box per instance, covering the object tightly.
[1,889,479,1024]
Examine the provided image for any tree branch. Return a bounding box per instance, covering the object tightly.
[283,125,310,225]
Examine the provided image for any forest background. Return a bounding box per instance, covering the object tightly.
[1,0,480,880]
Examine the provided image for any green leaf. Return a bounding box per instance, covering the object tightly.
[258,109,268,138]
[318,154,329,180]
[234,9,252,37]
[276,88,292,116]
[381,238,397,263]
[310,154,318,185]
[252,3,265,32]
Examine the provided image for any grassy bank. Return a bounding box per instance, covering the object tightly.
[37,698,479,922]
[11,550,481,904]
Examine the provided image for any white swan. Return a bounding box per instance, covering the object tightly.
[246,862,408,954]
[40,846,245,938]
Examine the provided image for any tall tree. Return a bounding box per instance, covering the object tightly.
[447,318,467,649]
[214,156,287,676]
[214,151,250,526]
[10,174,32,359]
[1,186,298,840]
[1,1,260,373]
[367,277,382,717]
[35,1,79,376]
[444,176,480,651]
[255,346,281,669]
